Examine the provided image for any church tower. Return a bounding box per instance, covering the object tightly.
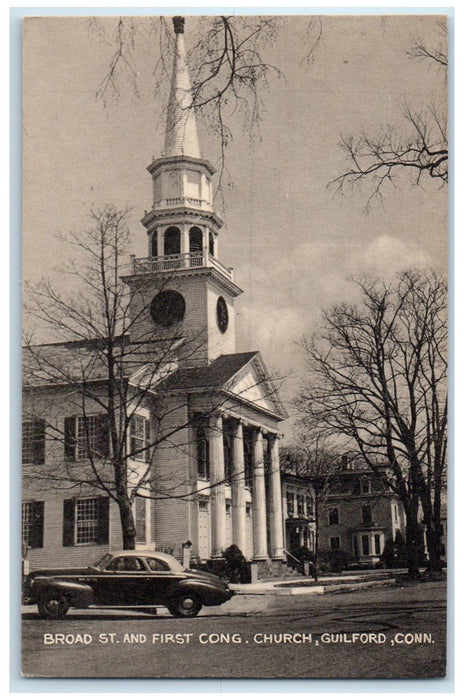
[124,16,242,367]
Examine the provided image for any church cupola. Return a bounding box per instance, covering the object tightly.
[124,16,242,367]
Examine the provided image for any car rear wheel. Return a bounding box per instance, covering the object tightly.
[37,595,70,619]
[168,592,202,618]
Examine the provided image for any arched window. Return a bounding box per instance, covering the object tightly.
[209,231,215,257]
[164,226,181,256]
[151,231,158,258]
[196,426,209,480]
[189,226,202,253]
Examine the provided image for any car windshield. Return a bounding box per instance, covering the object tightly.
[92,553,113,570]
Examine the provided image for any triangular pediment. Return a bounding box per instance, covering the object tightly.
[225,354,287,418]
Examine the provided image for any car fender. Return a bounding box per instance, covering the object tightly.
[164,579,226,606]
[31,578,94,608]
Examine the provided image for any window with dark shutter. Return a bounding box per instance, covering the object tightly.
[96,496,109,544]
[22,501,44,548]
[64,417,76,461]
[130,415,150,462]
[63,498,75,546]
[95,414,110,458]
[63,497,109,545]
[64,415,109,461]
[22,420,46,465]
[329,507,339,525]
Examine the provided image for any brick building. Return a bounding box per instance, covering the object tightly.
[22,17,287,569]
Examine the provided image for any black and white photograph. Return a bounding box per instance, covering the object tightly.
[20,11,448,680]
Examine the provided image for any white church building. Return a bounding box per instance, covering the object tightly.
[22,16,287,569]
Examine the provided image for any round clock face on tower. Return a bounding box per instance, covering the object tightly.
[216,296,229,334]
[150,290,186,327]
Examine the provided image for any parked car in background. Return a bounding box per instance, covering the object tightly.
[23,550,233,619]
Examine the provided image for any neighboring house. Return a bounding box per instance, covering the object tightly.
[22,18,287,569]
[319,462,406,566]
[281,472,316,553]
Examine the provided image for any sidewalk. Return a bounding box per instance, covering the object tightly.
[229,570,399,596]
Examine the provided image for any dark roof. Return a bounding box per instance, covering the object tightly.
[157,352,259,391]
[22,336,179,387]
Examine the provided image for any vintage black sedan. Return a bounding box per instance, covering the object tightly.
[23,551,233,619]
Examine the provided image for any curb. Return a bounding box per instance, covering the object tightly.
[232,577,397,596]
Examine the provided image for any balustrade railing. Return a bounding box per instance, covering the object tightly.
[153,196,209,209]
[132,251,233,281]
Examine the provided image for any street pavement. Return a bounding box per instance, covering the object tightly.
[21,580,447,679]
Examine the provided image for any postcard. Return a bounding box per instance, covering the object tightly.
[21,13,448,679]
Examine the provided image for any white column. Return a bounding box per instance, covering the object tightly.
[251,429,268,560]
[209,414,226,558]
[181,224,190,258]
[231,420,247,554]
[268,434,285,560]
[202,227,209,266]
[158,229,165,257]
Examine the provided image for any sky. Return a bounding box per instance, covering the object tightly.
[22,13,448,441]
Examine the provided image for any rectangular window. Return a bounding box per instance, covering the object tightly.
[65,415,109,461]
[297,494,304,517]
[360,478,371,494]
[362,534,370,556]
[22,420,45,465]
[328,507,339,525]
[63,497,109,547]
[195,423,209,480]
[330,536,340,550]
[198,499,208,512]
[306,496,313,517]
[135,497,147,544]
[22,501,44,548]
[362,505,372,524]
[246,502,252,517]
[374,534,381,555]
[352,535,359,557]
[286,492,295,517]
[75,498,99,544]
[130,415,151,462]
[225,499,231,516]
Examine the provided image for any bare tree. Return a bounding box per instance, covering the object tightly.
[281,438,339,581]
[89,15,325,198]
[331,19,447,211]
[23,206,284,550]
[297,270,447,576]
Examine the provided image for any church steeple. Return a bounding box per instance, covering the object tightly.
[125,16,243,368]
[164,16,201,159]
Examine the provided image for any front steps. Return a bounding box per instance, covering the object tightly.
[256,558,305,581]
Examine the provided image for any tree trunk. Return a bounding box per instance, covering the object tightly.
[425,525,443,573]
[313,496,319,582]
[118,495,137,550]
[404,502,421,578]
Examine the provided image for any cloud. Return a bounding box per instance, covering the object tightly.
[355,235,432,275]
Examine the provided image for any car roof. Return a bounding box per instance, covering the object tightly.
[108,551,183,566]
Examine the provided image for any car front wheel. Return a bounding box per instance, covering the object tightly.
[168,591,202,618]
[37,595,70,619]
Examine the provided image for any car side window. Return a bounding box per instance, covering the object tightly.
[146,557,170,572]
[107,557,145,572]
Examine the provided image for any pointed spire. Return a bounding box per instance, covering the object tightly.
[164,16,201,159]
